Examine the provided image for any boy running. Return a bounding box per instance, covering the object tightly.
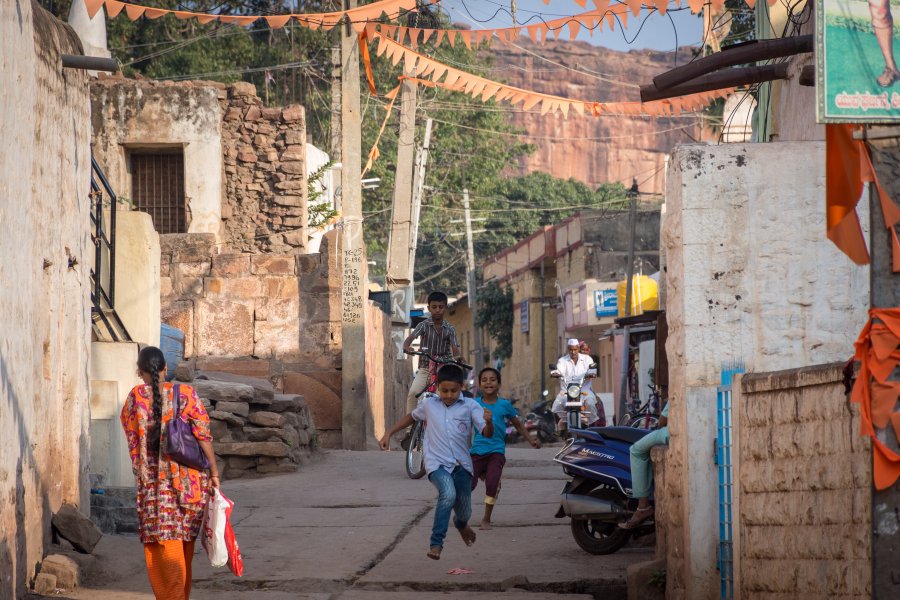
[470,367,541,530]
[380,364,493,560]
[403,291,460,413]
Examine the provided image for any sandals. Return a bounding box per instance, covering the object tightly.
[877,67,900,88]
[618,506,654,530]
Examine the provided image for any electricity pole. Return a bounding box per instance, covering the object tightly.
[385,73,417,289]
[618,178,639,422]
[340,0,367,450]
[462,188,483,374]
[408,118,432,279]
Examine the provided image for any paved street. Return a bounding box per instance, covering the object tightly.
[57,446,651,599]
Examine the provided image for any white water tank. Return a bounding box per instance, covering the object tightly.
[67,0,112,60]
[722,92,757,143]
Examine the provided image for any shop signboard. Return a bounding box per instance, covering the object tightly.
[520,299,530,333]
[817,0,900,122]
[595,289,617,318]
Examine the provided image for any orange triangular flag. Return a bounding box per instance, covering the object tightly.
[106,0,125,18]
[435,30,446,46]
[687,0,705,13]
[527,25,541,43]
[654,0,668,15]
[421,28,433,44]
[84,0,105,19]
[825,125,871,265]
[447,30,457,47]
[124,4,145,20]
[594,0,609,11]
[173,11,194,20]
[523,94,542,111]
[625,0,642,16]
[460,30,473,49]
[873,437,900,490]
[197,14,217,24]
[872,381,898,429]
[568,20,581,40]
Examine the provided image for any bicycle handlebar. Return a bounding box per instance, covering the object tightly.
[406,350,473,371]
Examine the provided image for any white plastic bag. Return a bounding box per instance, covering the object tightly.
[202,488,231,567]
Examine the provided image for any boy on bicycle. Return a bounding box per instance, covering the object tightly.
[403,291,461,412]
[380,364,493,560]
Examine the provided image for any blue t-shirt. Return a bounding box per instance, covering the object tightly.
[470,397,518,456]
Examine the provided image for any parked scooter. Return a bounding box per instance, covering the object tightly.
[523,391,557,443]
[550,363,600,432]
[553,426,655,554]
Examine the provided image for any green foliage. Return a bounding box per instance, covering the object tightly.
[308,160,338,228]
[649,568,667,590]
[475,280,514,360]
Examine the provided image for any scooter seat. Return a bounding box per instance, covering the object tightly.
[587,426,650,445]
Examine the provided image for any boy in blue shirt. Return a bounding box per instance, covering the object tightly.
[470,367,541,530]
[380,364,493,560]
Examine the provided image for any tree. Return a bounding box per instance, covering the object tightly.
[475,280,514,360]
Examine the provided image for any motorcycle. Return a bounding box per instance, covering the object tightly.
[523,390,557,443]
[550,363,600,432]
[553,426,655,554]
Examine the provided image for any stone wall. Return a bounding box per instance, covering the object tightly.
[365,303,411,445]
[733,364,871,599]
[0,2,92,597]
[90,76,309,253]
[220,82,309,254]
[661,142,870,599]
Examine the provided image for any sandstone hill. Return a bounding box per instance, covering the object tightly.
[488,39,701,195]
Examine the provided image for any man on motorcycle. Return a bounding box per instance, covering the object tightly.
[551,338,601,429]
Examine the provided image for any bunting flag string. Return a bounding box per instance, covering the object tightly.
[86,0,781,32]
[83,0,429,31]
[366,29,732,118]
[372,3,636,50]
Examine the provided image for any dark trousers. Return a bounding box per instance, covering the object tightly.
[471,452,506,502]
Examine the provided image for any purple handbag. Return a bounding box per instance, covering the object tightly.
[164,384,211,470]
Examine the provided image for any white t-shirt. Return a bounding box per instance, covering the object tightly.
[556,353,595,393]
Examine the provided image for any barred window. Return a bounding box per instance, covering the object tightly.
[130,151,186,234]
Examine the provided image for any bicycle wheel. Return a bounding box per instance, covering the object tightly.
[631,415,659,430]
[405,420,426,479]
[616,412,634,426]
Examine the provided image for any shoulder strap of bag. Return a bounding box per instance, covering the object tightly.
[172,383,181,418]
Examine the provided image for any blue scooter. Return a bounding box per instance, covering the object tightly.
[553,426,655,554]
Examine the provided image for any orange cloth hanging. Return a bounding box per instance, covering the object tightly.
[851,309,900,490]
[825,124,870,265]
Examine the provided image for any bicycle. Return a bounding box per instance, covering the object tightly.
[617,385,661,430]
[402,349,473,479]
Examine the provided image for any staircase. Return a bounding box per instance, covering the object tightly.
[90,156,131,342]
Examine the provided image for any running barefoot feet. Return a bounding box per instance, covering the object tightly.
[877,67,900,88]
[479,520,492,531]
[459,526,477,546]
[427,546,442,560]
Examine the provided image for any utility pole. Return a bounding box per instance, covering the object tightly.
[462,188,483,374]
[866,138,900,599]
[330,28,341,161]
[618,178,639,422]
[385,72,418,289]
[340,0,367,450]
[539,259,546,396]
[408,118,432,279]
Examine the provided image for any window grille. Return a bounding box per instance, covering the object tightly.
[130,151,186,234]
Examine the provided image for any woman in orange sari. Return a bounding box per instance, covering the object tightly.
[121,346,219,600]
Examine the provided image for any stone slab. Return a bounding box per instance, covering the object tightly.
[201,371,275,404]
[215,441,288,457]
[214,401,251,417]
[52,505,103,554]
[248,411,286,428]
[192,380,255,403]
[270,394,305,413]
[195,358,271,378]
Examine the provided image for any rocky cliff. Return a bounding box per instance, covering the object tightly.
[489,39,700,195]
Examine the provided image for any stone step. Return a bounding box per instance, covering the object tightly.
[199,371,275,405]
[271,393,306,413]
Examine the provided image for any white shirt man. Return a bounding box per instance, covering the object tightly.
[551,338,599,425]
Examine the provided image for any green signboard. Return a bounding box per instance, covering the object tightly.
[818,0,900,122]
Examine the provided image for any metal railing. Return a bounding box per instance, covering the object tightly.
[90,156,131,342]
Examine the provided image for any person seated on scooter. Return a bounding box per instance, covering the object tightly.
[470,368,541,531]
[619,400,670,530]
[551,338,600,429]
[402,291,461,413]
[379,364,493,561]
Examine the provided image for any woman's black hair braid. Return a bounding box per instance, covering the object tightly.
[137,346,167,423]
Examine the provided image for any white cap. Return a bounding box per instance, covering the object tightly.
[566,338,579,347]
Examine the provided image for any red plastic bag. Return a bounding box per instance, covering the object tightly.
[202,488,243,576]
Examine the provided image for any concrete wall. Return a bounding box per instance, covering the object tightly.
[112,210,161,347]
[733,363,871,599]
[91,78,225,237]
[365,303,410,446]
[662,142,869,599]
[89,343,140,488]
[0,2,92,596]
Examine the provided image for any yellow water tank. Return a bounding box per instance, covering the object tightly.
[616,276,659,318]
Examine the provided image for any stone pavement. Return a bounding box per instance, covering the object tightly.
[48,446,651,599]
